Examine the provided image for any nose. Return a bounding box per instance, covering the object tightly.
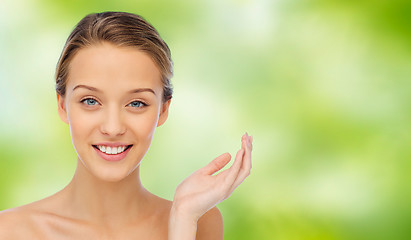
[100,106,126,136]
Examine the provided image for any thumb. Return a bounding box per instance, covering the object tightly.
[202,153,232,175]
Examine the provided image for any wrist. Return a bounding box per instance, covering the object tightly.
[170,201,199,223]
[169,202,198,240]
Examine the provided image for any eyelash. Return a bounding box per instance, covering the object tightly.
[81,98,99,106]
[80,98,148,109]
[127,101,147,108]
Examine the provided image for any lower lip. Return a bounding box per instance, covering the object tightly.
[93,146,132,162]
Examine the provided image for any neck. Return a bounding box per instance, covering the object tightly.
[61,157,150,227]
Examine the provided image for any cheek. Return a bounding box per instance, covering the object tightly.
[67,107,96,144]
[129,110,159,140]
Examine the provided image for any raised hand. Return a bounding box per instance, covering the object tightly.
[169,133,253,240]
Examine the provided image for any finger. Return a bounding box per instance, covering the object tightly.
[201,152,232,175]
[205,134,246,178]
[215,147,246,200]
[222,145,245,186]
[227,134,253,195]
[214,147,243,178]
[245,132,252,150]
[232,132,247,165]
[245,134,252,169]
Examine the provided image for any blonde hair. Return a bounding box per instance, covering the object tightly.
[55,11,173,101]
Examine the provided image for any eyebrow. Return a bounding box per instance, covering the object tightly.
[129,88,156,95]
[73,84,101,92]
[72,84,156,95]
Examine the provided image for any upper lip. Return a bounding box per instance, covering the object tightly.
[93,142,133,147]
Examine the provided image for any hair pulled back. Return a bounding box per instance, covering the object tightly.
[55,11,173,101]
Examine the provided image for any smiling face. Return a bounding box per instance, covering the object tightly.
[57,42,170,182]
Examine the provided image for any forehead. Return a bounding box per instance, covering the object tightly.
[67,42,162,91]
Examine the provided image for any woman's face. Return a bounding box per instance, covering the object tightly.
[57,42,170,182]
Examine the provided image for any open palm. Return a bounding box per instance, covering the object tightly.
[173,133,253,221]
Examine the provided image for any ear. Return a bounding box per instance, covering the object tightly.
[57,93,69,124]
[157,99,171,127]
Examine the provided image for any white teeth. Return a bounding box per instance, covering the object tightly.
[112,147,118,154]
[97,145,128,155]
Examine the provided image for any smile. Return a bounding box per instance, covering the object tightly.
[92,144,133,162]
[93,145,132,155]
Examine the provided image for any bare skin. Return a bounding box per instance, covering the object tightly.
[0,160,223,239]
[0,42,252,239]
[0,169,173,239]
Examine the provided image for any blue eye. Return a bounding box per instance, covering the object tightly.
[128,101,146,108]
[81,98,98,106]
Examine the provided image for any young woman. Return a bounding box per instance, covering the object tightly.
[0,11,253,239]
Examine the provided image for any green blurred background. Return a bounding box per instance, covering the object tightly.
[1,0,411,239]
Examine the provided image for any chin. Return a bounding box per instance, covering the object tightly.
[93,167,133,183]
[98,165,142,182]
[99,174,128,183]
[79,159,137,183]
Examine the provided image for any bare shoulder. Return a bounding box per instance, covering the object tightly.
[196,207,224,240]
[0,207,20,226]
[0,207,25,228]
[0,206,40,239]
